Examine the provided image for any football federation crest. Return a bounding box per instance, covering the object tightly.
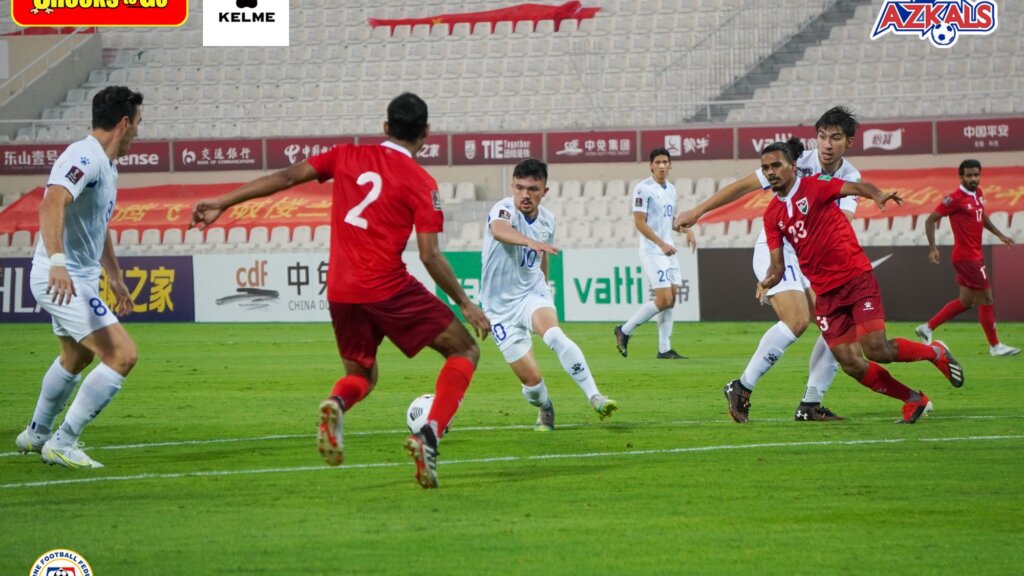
[870,0,998,49]
[796,197,809,215]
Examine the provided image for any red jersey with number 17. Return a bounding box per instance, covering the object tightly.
[308,142,443,303]
[934,185,986,262]
[763,175,872,295]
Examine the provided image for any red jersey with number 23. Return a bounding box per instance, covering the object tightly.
[934,185,986,262]
[308,142,443,303]
[763,175,872,295]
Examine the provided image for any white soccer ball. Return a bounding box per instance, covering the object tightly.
[930,23,957,47]
[406,394,435,433]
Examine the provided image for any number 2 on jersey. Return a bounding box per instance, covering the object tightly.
[344,171,383,230]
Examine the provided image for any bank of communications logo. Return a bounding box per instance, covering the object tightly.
[29,549,93,576]
[870,0,998,49]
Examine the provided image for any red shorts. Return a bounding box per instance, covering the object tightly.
[814,271,887,347]
[329,277,455,368]
[953,259,990,291]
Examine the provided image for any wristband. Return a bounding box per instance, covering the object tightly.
[50,253,68,267]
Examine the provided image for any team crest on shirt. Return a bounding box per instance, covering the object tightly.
[634,196,643,208]
[498,209,512,220]
[64,166,84,185]
[796,197,809,215]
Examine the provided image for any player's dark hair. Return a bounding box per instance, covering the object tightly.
[761,137,804,165]
[92,86,143,131]
[649,147,671,162]
[513,158,548,182]
[959,159,982,175]
[815,105,859,138]
[386,92,429,143]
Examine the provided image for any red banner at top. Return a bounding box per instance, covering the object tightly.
[936,117,1024,154]
[699,166,1024,224]
[12,0,188,27]
[367,1,599,34]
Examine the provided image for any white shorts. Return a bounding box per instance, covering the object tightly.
[31,266,120,342]
[752,240,811,297]
[486,289,555,363]
[639,253,681,289]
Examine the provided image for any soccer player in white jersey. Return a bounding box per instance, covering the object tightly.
[14,86,143,468]
[614,148,697,360]
[674,106,860,422]
[481,159,618,430]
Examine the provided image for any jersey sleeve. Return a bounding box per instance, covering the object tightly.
[412,173,444,234]
[47,142,101,200]
[631,183,648,213]
[488,198,515,229]
[934,194,958,217]
[813,175,846,205]
[307,144,344,182]
[763,208,782,251]
[754,169,770,189]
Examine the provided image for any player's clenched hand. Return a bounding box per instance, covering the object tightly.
[673,209,700,231]
[755,274,776,304]
[928,246,940,265]
[191,200,224,230]
[660,241,678,256]
[460,302,492,340]
[47,266,76,306]
[107,272,134,316]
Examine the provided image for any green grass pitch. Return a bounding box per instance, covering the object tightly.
[3,321,1022,575]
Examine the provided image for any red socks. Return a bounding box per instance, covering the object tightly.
[893,338,939,362]
[928,299,968,330]
[978,304,999,346]
[858,362,914,402]
[427,356,475,438]
[331,374,371,411]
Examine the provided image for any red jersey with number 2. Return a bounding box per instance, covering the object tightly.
[308,142,443,303]
[763,175,872,295]
[934,186,986,262]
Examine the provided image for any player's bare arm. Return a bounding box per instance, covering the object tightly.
[99,231,133,316]
[490,220,558,256]
[756,247,785,301]
[674,172,762,230]
[839,181,903,210]
[982,214,1015,247]
[191,161,319,230]
[924,211,942,264]
[417,231,491,339]
[634,212,676,256]
[39,184,76,305]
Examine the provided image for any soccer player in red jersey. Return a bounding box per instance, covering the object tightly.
[191,93,490,488]
[916,160,1019,356]
[753,138,965,424]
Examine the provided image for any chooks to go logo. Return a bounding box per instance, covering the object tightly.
[12,0,188,27]
[870,0,997,48]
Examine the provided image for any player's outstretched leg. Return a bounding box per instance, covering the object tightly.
[404,424,440,489]
[317,397,345,466]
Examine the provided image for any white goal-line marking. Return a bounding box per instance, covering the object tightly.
[3,413,1020,459]
[2,434,1022,490]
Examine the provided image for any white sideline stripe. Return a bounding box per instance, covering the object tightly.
[2,434,1022,490]
[2,413,1022,458]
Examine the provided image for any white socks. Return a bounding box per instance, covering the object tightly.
[29,357,81,437]
[657,308,674,353]
[521,380,550,407]
[57,362,124,441]
[543,327,600,400]
[740,322,798,389]
[803,335,839,403]
[622,301,661,335]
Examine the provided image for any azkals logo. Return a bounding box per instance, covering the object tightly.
[870,0,998,49]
